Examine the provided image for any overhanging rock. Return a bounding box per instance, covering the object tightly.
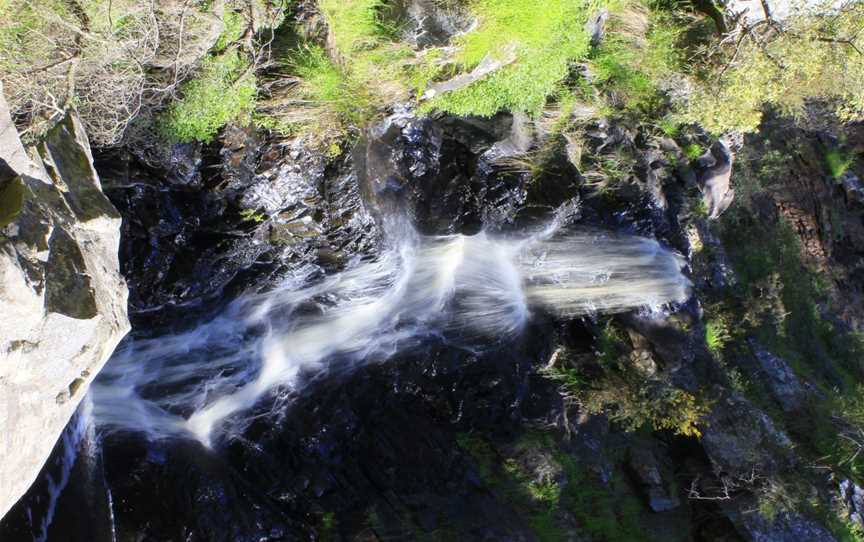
[0,91,130,521]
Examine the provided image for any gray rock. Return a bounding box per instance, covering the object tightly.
[398,0,474,48]
[424,46,518,100]
[840,478,864,528]
[627,446,681,512]
[726,507,837,542]
[585,8,609,46]
[0,96,129,520]
[840,171,864,205]
[746,339,818,413]
[700,393,795,478]
[699,139,735,219]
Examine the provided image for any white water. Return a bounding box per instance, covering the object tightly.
[92,223,691,446]
[33,396,94,542]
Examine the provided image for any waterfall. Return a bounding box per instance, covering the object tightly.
[92,222,691,446]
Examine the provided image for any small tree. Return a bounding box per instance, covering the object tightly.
[680,0,864,133]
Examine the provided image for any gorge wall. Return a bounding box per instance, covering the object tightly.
[0,90,130,520]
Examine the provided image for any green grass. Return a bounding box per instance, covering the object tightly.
[456,433,566,541]
[588,7,684,115]
[825,148,855,178]
[289,44,374,128]
[425,0,602,117]
[159,49,257,143]
[319,0,394,56]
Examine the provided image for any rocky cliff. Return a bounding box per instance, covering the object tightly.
[0,89,130,520]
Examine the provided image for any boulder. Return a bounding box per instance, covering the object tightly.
[700,393,795,478]
[698,139,735,219]
[0,95,129,521]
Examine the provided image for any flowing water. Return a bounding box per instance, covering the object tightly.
[92,221,691,447]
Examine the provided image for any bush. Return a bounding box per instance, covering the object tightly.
[424,0,600,117]
[0,0,243,145]
[545,328,709,438]
[159,49,257,143]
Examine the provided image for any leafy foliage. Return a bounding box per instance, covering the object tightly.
[160,49,257,143]
[213,9,245,53]
[545,326,710,438]
[425,0,601,117]
[681,1,864,133]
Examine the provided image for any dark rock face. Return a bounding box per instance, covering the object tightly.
[95,129,378,327]
[7,107,857,542]
[355,108,536,235]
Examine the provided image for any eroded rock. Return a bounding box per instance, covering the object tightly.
[0,97,129,520]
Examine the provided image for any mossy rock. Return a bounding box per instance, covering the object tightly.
[0,175,25,228]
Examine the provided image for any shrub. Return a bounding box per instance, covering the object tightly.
[545,330,709,438]
[705,317,731,354]
[424,0,600,117]
[0,0,243,145]
[684,142,703,160]
[159,49,257,143]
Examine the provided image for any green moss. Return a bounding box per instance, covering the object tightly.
[425,0,601,117]
[159,49,257,143]
[456,432,566,542]
[0,177,24,228]
[556,453,646,542]
[721,215,863,389]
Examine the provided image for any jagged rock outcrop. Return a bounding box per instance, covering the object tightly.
[0,93,130,520]
[697,139,735,219]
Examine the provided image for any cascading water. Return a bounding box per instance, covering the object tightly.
[92,220,691,447]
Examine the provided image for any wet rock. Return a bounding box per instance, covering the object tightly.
[97,130,379,324]
[396,0,474,48]
[356,108,531,234]
[839,478,864,528]
[0,100,129,520]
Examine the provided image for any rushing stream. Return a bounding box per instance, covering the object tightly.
[92,219,692,447]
